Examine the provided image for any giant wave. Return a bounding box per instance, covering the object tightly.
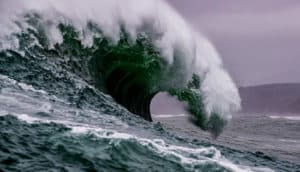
[0,0,240,136]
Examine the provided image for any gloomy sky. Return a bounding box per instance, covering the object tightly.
[167,0,300,86]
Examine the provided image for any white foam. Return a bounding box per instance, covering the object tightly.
[0,74,48,95]
[17,83,47,95]
[269,115,300,121]
[0,74,17,85]
[154,114,187,118]
[0,112,50,123]
[17,113,46,123]
[279,139,300,144]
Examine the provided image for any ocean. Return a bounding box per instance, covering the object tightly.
[153,113,300,168]
[1,74,299,171]
[0,0,299,171]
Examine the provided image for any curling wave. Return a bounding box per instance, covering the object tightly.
[0,0,240,135]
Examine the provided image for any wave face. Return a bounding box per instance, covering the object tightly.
[0,0,240,136]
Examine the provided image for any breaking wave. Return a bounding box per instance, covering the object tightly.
[0,0,240,135]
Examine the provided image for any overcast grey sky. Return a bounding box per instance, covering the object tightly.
[167,0,300,86]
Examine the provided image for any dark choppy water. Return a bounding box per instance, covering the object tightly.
[0,65,299,171]
[154,113,300,168]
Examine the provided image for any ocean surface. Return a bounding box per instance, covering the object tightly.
[0,0,299,171]
[154,113,300,167]
[0,74,299,171]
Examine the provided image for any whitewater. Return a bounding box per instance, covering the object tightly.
[0,0,298,171]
